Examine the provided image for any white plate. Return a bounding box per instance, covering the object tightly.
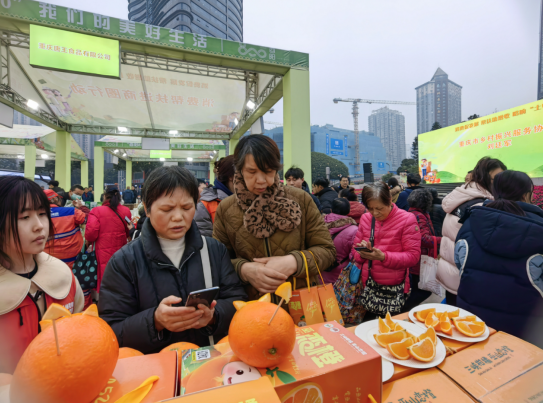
[409,303,490,343]
[382,358,394,382]
[354,319,446,369]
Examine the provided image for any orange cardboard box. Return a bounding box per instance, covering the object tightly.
[93,351,178,403]
[180,322,382,402]
[438,332,543,401]
[383,368,474,403]
[480,362,543,403]
[162,377,281,403]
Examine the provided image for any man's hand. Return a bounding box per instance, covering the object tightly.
[191,301,217,329]
[154,296,204,332]
[240,262,288,293]
[253,255,298,278]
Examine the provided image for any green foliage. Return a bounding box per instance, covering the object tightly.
[396,158,419,175]
[381,172,393,182]
[431,122,442,131]
[310,152,349,182]
[467,114,480,120]
[411,136,418,161]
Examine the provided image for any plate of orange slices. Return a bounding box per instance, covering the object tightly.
[355,313,446,369]
[409,303,490,343]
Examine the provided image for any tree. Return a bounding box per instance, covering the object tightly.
[311,152,349,182]
[396,158,419,175]
[431,122,442,131]
[411,136,418,161]
[381,172,393,182]
[467,114,480,120]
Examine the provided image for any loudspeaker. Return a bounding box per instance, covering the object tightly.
[363,163,373,174]
[364,173,374,183]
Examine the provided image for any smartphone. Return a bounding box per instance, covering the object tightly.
[354,246,370,252]
[124,216,131,224]
[185,287,220,309]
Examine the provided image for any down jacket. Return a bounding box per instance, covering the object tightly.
[315,187,338,214]
[85,201,131,291]
[195,185,230,237]
[322,214,358,284]
[98,219,247,353]
[436,183,492,294]
[213,186,336,301]
[348,201,366,224]
[353,204,421,292]
[408,208,441,276]
[455,203,543,348]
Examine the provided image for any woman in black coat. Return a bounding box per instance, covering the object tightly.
[98,166,247,353]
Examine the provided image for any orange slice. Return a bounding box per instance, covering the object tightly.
[385,312,395,329]
[447,309,460,318]
[258,293,271,303]
[415,308,436,323]
[393,323,405,332]
[456,315,476,322]
[472,321,486,328]
[41,303,72,321]
[275,282,292,304]
[407,338,436,362]
[233,301,247,311]
[455,321,485,337]
[440,320,453,336]
[417,326,436,344]
[281,382,323,403]
[386,337,415,360]
[406,331,417,339]
[82,304,98,317]
[378,317,390,334]
[374,330,407,348]
[425,312,440,328]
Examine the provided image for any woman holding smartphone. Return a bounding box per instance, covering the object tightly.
[98,166,247,354]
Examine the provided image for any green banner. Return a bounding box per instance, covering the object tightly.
[94,141,225,150]
[150,149,172,159]
[0,0,309,70]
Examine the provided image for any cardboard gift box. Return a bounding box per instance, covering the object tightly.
[180,322,382,402]
[479,362,543,403]
[382,368,474,403]
[438,331,543,401]
[162,377,281,402]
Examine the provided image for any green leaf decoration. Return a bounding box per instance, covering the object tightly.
[276,370,297,384]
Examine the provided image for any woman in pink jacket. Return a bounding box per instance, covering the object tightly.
[353,182,421,321]
[437,157,506,306]
[85,185,132,291]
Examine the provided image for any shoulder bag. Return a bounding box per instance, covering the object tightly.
[72,242,99,291]
[359,217,411,316]
[108,206,130,237]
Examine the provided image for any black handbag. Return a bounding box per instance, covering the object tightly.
[360,217,410,315]
[72,243,98,291]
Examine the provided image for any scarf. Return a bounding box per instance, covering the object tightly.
[234,171,302,238]
[214,178,233,197]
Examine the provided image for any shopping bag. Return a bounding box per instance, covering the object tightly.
[72,242,98,291]
[288,288,305,327]
[334,260,366,325]
[419,237,444,297]
[297,251,324,325]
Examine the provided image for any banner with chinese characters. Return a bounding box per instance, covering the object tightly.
[0,0,308,70]
[12,47,246,131]
[419,99,543,182]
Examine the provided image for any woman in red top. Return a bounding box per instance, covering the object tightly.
[353,182,421,321]
[85,185,132,291]
[339,187,366,223]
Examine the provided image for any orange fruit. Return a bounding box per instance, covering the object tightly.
[0,373,12,387]
[447,309,460,318]
[406,331,417,339]
[456,315,476,322]
[378,317,390,334]
[415,308,436,322]
[385,312,395,329]
[280,382,323,403]
[393,323,404,332]
[229,301,295,368]
[217,335,229,345]
[118,347,144,359]
[41,303,72,321]
[439,320,453,336]
[373,330,407,348]
[233,301,247,310]
[425,312,439,328]
[275,282,292,304]
[417,326,436,345]
[455,322,485,337]
[258,293,272,303]
[407,338,436,362]
[386,337,415,360]
[10,304,118,403]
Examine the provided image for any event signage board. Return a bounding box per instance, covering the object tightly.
[419,99,543,183]
[150,150,172,159]
[30,25,120,78]
[0,0,309,70]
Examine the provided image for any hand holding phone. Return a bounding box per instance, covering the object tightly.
[185,287,220,309]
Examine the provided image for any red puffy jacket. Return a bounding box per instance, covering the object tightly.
[408,208,441,276]
[85,201,131,291]
[353,204,421,292]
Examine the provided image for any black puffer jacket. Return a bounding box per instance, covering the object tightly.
[98,218,247,354]
[315,187,338,214]
[429,203,446,237]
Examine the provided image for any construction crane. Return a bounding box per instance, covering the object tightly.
[333,98,416,172]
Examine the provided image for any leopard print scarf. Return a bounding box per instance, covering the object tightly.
[234,171,302,238]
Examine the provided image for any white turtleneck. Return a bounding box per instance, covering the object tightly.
[157,236,186,269]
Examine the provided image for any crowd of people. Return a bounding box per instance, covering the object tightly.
[1,137,542,373]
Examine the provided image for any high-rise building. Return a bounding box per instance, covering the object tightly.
[128,0,243,42]
[415,68,462,134]
[13,111,41,126]
[368,106,406,169]
[72,133,97,160]
[538,0,543,100]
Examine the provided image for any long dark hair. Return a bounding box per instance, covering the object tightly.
[105,187,122,211]
[486,170,533,217]
[0,176,54,267]
[466,156,507,193]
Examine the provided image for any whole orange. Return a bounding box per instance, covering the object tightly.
[228,302,295,368]
[10,311,118,403]
[118,347,144,359]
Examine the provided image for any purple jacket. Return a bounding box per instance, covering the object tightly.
[322,214,358,284]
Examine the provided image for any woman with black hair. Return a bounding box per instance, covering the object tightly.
[85,185,132,292]
[437,156,506,306]
[339,187,366,223]
[455,170,543,347]
[0,176,84,373]
[388,177,402,204]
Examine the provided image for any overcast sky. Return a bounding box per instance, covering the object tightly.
[47,0,541,149]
